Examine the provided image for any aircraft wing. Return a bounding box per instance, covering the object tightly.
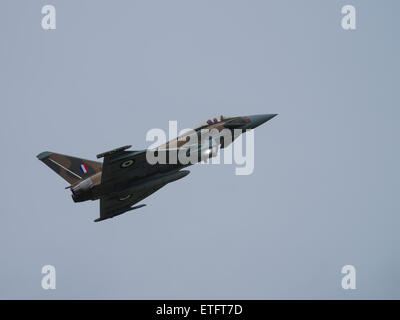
[96,183,166,222]
[94,146,189,222]
[97,146,179,184]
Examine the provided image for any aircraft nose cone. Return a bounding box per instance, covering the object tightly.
[247,114,277,129]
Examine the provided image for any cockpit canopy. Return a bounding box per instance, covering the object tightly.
[194,115,233,130]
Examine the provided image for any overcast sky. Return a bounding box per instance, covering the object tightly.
[0,0,399,299]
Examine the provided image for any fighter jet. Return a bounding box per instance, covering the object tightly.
[37,114,276,222]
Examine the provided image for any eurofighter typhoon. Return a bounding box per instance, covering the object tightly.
[37,114,276,222]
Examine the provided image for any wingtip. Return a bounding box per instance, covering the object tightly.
[36,151,52,160]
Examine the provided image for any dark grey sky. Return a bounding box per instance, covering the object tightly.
[0,0,399,299]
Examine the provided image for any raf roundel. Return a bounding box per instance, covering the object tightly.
[121,159,135,168]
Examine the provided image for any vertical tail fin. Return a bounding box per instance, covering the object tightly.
[36,151,102,185]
